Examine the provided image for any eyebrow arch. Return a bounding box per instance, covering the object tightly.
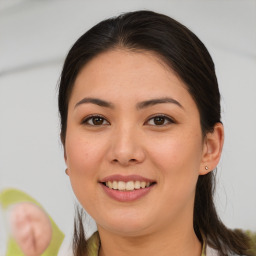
[74,97,114,109]
[74,97,183,110]
[136,97,184,110]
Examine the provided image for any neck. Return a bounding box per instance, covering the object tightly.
[98,223,202,256]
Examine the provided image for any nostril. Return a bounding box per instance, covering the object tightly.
[112,158,136,163]
[111,158,141,166]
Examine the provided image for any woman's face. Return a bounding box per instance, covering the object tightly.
[65,49,209,236]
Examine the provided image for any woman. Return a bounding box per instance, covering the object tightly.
[58,10,254,256]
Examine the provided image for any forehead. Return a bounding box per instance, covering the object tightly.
[69,49,196,111]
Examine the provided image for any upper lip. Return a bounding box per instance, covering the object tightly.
[99,174,155,183]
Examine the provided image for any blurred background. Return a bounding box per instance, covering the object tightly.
[0,0,255,255]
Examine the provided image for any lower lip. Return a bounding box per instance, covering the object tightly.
[100,183,155,202]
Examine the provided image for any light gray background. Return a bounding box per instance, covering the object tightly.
[0,0,256,255]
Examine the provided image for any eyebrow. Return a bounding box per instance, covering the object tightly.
[74,97,114,109]
[74,97,183,110]
[136,97,184,110]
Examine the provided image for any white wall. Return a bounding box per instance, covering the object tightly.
[0,0,255,254]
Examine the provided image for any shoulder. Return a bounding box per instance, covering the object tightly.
[246,230,256,256]
[205,230,256,256]
[86,231,256,256]
[206,246,244,256]
[87,231,100,256]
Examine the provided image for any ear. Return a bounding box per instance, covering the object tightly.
[64,148,70,176]
[199,123,224,175]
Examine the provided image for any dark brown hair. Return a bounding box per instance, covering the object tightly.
[58,10,252,256]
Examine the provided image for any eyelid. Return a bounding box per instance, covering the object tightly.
[81,114,110,125]
[81,114,175,126]
[144,114,175,126]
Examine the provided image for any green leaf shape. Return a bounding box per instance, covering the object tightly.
[0,188,65,256]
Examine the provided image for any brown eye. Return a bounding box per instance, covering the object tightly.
[153,116,165,125]
[82,115,109,126]
[92,117,104,125]
[146,115,174,126]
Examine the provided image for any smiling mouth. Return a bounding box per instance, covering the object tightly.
[102,181,156,191]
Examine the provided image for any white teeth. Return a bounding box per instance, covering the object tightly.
[126,181,134,191]
[106,181,113,189]
[140,181,146,188]
[105,180,153,191]
[112,181,118,190]
[134,181,140,189]
[117,181,126,190]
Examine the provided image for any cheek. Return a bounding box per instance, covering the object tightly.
[64,132,108,209]
[148,132,202,170]
[147,131,203,192]
[65,132,104,174]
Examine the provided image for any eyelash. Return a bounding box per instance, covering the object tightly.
[81,114,175,126]
[82,115,110,126]
[145,114,175,126]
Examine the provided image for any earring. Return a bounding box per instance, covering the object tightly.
[205,166,209,170]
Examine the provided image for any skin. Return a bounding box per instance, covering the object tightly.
[9,202,52,256]
[65,49,224,256]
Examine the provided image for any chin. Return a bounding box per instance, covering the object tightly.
[97,212,153,237]
[103,224,150,237]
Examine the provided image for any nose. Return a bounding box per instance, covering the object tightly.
[107,125,146,166]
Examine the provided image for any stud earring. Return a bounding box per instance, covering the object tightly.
[205,166,209,170]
